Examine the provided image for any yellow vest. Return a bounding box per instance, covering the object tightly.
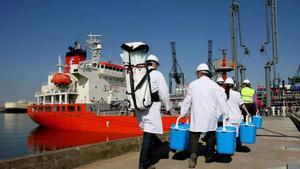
[241,87,255,103]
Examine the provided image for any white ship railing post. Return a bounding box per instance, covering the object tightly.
[59,95,62,104]
[51,96,54,104]
[43,96,46,105]
[65,94,68,104]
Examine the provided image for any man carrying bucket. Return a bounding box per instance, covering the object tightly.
[241,79,258,121]
[224,77,251,150]
[216,77,225,127]
[137,54,172,169]
[180,63,227,168]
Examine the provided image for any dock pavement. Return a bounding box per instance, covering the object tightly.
[76,116,300,169]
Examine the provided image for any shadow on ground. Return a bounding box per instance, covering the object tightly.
[151,141,170,165]
[258,127,300,139]
[170,142,237,163]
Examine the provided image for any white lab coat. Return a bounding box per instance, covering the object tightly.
[136,69,171,134]
[224,89,244,137]
[218,87,225,123]
[180,76,227,132]
[225,89,244,124]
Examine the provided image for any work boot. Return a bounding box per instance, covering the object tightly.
[188,153,197,168]
[205,151,215,163]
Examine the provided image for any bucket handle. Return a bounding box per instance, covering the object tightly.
[175,115,189,129]
[222,116,229,132]
[245,114,252,125]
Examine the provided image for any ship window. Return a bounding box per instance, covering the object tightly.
[53,106,60,112]
[45,106,51,112]
[101,65,104,68]
[116,68,119,71]
[113,67,116,71]
[68,106,75,112]
[77,106,81,112]
[38,106,43,112]
[108,66,112,70]
[62,106,66,112]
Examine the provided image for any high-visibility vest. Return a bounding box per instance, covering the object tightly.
[241,87,255,103]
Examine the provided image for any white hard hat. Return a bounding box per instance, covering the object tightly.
[243,79,251,84]
[196,63,209,72]
[216,77,224,83]
[225,77,234,85]
[146,54,159,63]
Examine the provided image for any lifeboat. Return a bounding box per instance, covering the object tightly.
[51,73,71,85]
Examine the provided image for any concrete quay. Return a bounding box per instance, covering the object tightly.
[77,116,300,169]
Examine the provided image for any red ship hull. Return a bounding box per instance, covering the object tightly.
[28,104,180,134]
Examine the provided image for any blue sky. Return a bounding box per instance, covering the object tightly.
[0,0,299,104]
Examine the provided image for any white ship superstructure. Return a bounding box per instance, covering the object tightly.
[34,33,127,109]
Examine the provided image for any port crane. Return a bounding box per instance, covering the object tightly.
[261,0,279,109]
[169,42,185,94]
[231,0,250,90]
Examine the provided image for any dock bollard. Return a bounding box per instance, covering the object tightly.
[271,106,276,116]
[282,106,286,117]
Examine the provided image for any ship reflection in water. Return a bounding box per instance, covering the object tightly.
[27,126,139,152]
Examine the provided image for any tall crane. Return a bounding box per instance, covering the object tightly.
[169,42,185,94]
[261,0,279,109]
[207,40,214,77]
[231,0,250,91]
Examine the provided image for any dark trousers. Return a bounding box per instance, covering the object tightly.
[139,132,162,169]
[190,131,215,159]
[236,136,242,148]
[242,103,255,122]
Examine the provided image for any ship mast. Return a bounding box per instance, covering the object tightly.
[87,33,102,63]
[57,54,64,73]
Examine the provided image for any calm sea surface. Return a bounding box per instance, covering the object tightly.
[0,113,137,160]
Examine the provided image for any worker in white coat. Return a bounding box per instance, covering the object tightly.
[137,54,172,169]
[216,77,225,88]
[223,77,250,150]
[216,77,225,127]
[180,63,227,168]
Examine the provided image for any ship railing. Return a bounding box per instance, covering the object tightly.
[35,91,43,96]
[86,101,129,116]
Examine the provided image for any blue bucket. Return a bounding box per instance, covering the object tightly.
[216,126,236,154]
[239,120,257,144]
[169,116,190,151]
[252,115,262,128]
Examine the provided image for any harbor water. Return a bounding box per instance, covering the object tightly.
[0,113,138,160]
